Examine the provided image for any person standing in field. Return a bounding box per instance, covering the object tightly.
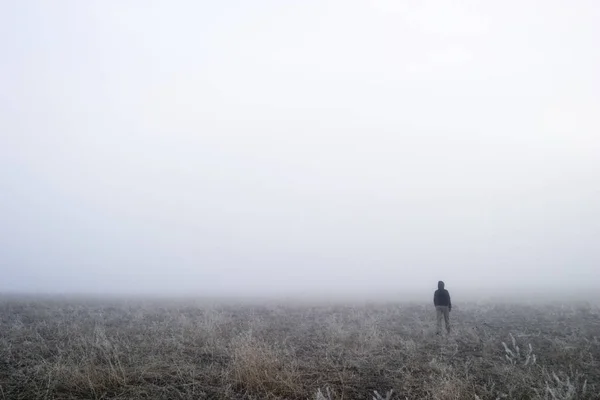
[434,281,451,334]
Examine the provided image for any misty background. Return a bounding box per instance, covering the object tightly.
[1,1,598,300]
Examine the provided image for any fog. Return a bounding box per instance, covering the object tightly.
[1,1,598,300]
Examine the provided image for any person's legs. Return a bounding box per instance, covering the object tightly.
[435,306,443,334]
[443,307,451,333]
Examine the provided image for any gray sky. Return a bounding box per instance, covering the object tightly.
[1,0,599,298]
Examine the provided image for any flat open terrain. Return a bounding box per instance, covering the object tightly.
[0,297,599,399]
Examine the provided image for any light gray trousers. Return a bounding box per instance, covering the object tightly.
[436,306,451,333]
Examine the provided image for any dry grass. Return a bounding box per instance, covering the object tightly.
[0,296,599,399]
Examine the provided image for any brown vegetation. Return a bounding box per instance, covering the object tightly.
[0,297,598,399]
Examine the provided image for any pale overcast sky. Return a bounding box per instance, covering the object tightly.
[1,1,599,298]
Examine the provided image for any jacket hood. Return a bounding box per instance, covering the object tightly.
[438,281,445,290]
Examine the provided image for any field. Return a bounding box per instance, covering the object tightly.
[0,296,599,399]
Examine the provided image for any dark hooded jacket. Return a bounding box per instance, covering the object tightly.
[434,281,451,309]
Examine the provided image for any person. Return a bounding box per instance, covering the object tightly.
[434,281,451,334]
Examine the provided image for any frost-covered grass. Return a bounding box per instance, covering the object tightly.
[0,297,598,399]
